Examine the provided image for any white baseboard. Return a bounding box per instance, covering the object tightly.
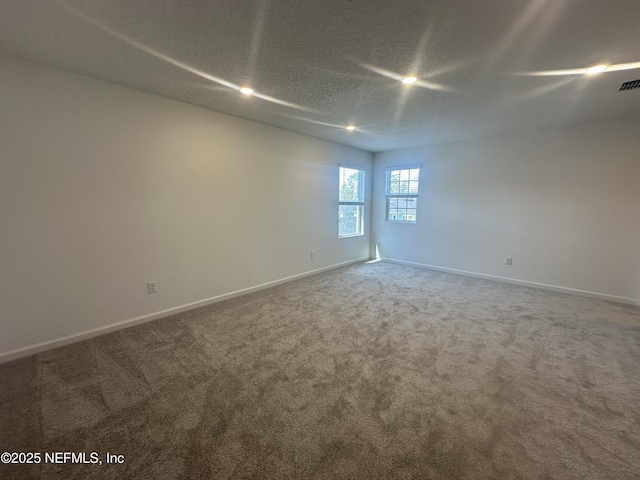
[384,258,640,306]
[0,257,368,364]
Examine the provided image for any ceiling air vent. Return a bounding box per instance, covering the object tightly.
[619,79,640,91]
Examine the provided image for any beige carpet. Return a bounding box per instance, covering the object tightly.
[1,261,639,479]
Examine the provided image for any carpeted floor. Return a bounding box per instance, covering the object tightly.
[1,261,640,479]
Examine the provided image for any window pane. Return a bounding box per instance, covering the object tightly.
[386,167,420,196]
[386,195,418,222]
[339,205,363,237]
[339,167,364,202]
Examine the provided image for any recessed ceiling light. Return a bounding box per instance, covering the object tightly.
[240,87,254,95]
[402,76,418,85]
[585,65,607,75]
[346,124,356,131]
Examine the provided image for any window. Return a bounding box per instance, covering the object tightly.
[385,166,420,223]
[339,166,365,237]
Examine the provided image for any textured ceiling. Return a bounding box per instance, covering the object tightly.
[1,0,640,152]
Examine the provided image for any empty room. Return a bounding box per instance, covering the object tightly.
[1,1,639,479]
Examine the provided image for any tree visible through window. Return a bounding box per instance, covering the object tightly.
[339,166,364,237]
[385,166,420,223]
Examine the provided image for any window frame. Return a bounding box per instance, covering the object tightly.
[338,165,365,238]
[385,165,420,224]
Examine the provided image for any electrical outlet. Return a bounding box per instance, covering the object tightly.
[504,257,513,265]
[147,281,157,294]
[310,251,315,259]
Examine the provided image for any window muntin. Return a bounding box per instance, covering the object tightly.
[385,167,420,223]
[339,166,365,237]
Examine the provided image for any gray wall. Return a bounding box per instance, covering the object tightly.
[0,58,372,359]
[372,119,640,303]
